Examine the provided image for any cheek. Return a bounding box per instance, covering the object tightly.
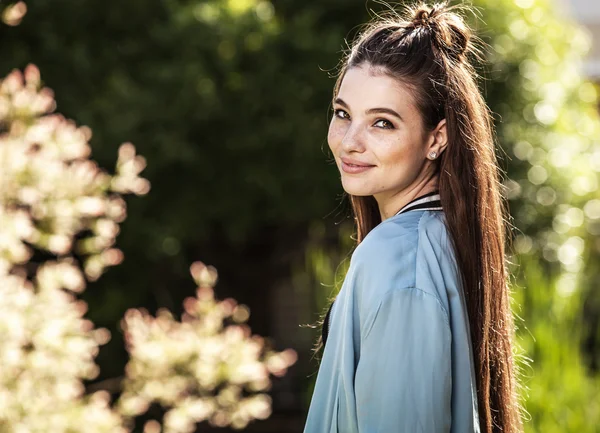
[375,137,423,182]
[376,138,406,165]
[327,121,344,152]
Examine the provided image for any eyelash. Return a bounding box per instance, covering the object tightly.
[333,109,395,130]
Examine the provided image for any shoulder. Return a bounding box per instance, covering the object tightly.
[416,210,449,241]
[351,210,422,267]
[413,211,460,303]
[351,210,453,279]
[349,210,455,309]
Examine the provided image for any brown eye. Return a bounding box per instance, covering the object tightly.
[334,109,349,120]
[374,119,394,129]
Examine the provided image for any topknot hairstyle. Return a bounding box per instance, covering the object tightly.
[338,2,480,134]
[408,3,471,61]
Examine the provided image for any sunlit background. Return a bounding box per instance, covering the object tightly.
[0,0,599,432]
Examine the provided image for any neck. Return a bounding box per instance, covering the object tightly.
[375,176,439,221]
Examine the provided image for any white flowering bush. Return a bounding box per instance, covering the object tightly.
[119,262,297,432]
[0,264,126,433]
[0,65,296,432]
[0,63,145,432]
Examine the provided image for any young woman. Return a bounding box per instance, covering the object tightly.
[304,3,522,433]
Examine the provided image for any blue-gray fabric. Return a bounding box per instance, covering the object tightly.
[303,210,480,433]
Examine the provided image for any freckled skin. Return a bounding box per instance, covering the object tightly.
[328,64,448,220]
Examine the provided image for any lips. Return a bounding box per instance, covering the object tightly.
[340,157,375,174]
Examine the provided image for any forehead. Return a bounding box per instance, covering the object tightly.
[337,65,417,111]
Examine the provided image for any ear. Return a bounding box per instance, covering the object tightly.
[426,119,448,160]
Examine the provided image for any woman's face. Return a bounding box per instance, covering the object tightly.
[328,64,441,207]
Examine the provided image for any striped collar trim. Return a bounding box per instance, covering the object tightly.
[394,192,442,216]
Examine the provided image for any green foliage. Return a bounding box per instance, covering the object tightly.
[0,0,345,246]
[473,0,600,429]
[512,256,600,432]
[477,0,600,272]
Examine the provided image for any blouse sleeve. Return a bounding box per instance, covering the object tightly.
[354,287,452,433]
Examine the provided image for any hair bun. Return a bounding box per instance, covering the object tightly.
[409,3,471,62]
[412,9,431,27]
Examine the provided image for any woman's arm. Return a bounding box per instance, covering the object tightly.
[354,287,452,433]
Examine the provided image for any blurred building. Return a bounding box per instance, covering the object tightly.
[560,0,600,79]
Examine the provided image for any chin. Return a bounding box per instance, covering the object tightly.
[340,178,375,197]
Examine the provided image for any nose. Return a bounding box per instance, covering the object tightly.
[340,123,366,153]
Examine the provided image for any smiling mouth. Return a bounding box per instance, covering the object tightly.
[340,160,375,174]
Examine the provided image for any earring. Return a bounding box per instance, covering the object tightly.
[428,151,437,160]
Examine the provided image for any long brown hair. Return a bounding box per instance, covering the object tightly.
[331,2,521,432]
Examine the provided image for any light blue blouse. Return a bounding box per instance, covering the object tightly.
[304,209,480,433]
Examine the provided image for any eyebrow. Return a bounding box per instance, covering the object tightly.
[334,97,404,122]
